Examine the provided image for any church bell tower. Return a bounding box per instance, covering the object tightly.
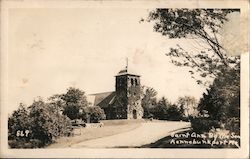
[114,59,143,119]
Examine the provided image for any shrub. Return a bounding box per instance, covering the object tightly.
[166,104,183,121]
[8,99,72,148]
[197,67,240,124]
[28,100,57,144]
[150,98,184,121]
[225,117,240,134]
[191,117,220,133]
[63,103,81,120]
[8,104,30,140]
[80,106,106,123]
[193,66,240,134]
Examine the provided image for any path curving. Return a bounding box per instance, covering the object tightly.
[71,121,190,148]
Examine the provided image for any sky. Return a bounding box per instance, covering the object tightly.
[8,8,235,113]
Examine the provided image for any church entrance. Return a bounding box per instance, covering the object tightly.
[133,110,137,119]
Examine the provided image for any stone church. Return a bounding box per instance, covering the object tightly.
[88,65,143,119]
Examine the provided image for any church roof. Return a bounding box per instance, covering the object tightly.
[88,91,116,108]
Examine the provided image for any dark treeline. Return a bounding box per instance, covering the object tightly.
[141,86,198,121]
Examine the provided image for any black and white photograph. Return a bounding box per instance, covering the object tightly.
[0,0,249,158]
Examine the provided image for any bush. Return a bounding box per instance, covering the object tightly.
[8,104,30,141]
[150,105,168,120]
[150,99,184,121]
[80,106,106,123]
[166,104,183,121]
[197,67,240,124]
[8,99,72,148]
[225,117,240,134]
[29,100,58,144]
[8,87,92,148]
[63,103,81,120]
[191,117,220,133]
[194,66,240,134]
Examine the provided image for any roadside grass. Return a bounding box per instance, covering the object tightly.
[47,119,144,148]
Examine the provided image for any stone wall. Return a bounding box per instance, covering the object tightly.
[127,75,143,119]
[112,74,143,119]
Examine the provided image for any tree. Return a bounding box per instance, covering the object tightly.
[8,97,72,148]
[190,64,240,133]
[80,106,106,123]
[166,104,184,121]
[8,103,30,140]
[47,95,73,136]
[144,8,241,133]
[141,86,158,118]
[152,97,169,120]
[198,64,240,122]
[61,87,88,120]
[28,99,56,144]
[144,9,240,85]
[177,96,198,117]
[28,98,71,145]
[150,97,184,121]
[47,94,65,114]
[63,103,81,120]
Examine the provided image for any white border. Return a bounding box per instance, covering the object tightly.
[0,0,249,158]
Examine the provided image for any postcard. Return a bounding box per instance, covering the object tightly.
[0,0,249,158]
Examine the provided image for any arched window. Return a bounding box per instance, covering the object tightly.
[135,79,138,85]
[131,78,134,86]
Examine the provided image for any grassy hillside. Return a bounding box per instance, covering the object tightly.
[47,119,144,148]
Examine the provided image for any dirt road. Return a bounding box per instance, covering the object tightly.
[71,121,190,148]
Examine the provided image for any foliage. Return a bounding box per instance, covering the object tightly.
[191,117,220,134]
[141,86,158,118]
[8,87,90,148]
[63,103,82,120]
[8,98,72,148]
[141,87,187,120]
[197,65,240,132]
[177,96,198,117]
[47,94,65,114]
[225,117,240,134]
[149,97,184,121]
[145,9,240,85]
[8,103,30,140]
[61,87,88,106]
[166,104,184,121]
[150,97,169,120]
[28,99,54,144]
[61,87,88,120]
[145,8,240,134]
[189,64,240,133]
[80,106,106,123]
[29,99,72,145]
